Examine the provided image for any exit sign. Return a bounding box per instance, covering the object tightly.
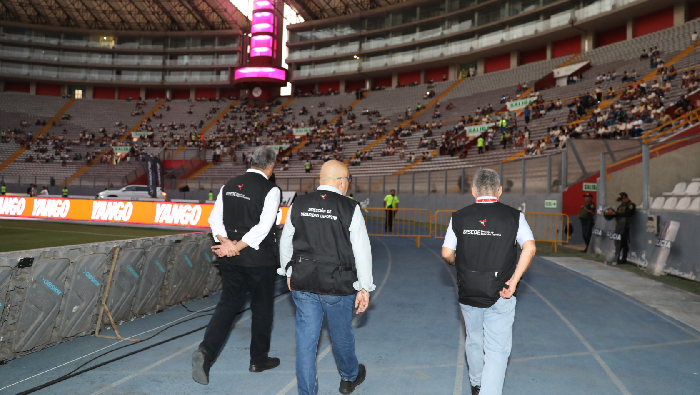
[544,200,557,209]
[583,182,597,192]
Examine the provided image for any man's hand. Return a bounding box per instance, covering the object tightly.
[354,290,369,314]
[226,240,249,257]
[500,276,519,299]
[211,239,238,257]
[287,277,292,292]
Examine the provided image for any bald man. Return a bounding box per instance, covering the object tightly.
[279,160,375,395]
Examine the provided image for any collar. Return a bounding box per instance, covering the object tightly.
[476,196,499,203]
[318,185,342,195]
[246,168,269,180]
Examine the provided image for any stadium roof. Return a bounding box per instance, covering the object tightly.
[286,0,409,21]
[0,0,250,32]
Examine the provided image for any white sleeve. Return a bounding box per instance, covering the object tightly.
[516,212,535,247]
[208,186,226,243]
[278,204,295,276]
[241,187,281,250]
[442,218,457,250]
[349,205,375,292]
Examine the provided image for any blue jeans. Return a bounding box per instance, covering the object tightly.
[460,297,517,395]
[293,291,359,395]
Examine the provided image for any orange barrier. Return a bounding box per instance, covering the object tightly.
[361,207,432,247]
[0,197,291,227]
[433,210,570,251]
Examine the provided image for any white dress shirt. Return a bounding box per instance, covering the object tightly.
[208,169,281,249]
[442,196,535,250]
[278,185,376,292]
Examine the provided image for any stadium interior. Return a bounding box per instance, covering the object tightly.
[1,0,700,393]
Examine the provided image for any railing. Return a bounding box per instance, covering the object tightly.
[642,107,700,144]
[362,208,433,247]
[433,210,570,250]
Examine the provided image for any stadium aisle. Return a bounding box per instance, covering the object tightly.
[1,237,699,394]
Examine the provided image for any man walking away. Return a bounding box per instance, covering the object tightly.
[192,146,282,385]
[279,160,374,395]
[383,189,399,233]
[442,169,536,395]
[579,193,596,252]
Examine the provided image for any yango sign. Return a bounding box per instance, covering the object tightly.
[0,197,290,227]
[0,197,212,228]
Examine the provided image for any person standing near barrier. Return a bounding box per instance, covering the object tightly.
[383,189,399,233]
[305,160,311,173]
[605,192,635,265]
[579,193,596,251]
[477,136,485,154]
[441,169,536,395]
[62,186,68,198]
[279,160,374,395]
[192,146,282,385]
[1,183,5,196]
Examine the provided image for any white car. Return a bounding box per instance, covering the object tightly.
[97,185,167,200]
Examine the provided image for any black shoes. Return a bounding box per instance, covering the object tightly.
[471,385,481,395]
[249,357,281,373]
[192,348,212,385]
[339,364,366,394]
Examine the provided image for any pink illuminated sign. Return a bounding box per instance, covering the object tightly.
[234,67,285,81]
[252,23,274,34]
[253,12,274,25]
[254,0,273,9]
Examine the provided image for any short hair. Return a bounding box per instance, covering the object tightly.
[251,146,277,170]
[473,169,500,196]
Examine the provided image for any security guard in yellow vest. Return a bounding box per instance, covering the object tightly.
[477,137,485,154]
[62,187,68,198]
[305,161,311,173]
[209,190,214,201]
[1,184,5,196]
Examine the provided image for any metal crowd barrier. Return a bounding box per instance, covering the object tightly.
[432,210,570,251]
[362,208,433,247]
[0,232,221,363]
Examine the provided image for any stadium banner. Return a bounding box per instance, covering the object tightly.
[111,146,131,153]
[465,123,495,136]
[131,132,152,138]
[154,157,164,188]
[0,197,290,227]
[293,127,312,136]
[506,97,535,111]
[552,61,590,79]
[144,154,156,198]
[267,144,290,153]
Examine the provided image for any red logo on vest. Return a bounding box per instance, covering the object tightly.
[237,184,244,190]
[479,219,487,226]
[320,194,327,199]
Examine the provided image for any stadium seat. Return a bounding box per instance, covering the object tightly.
[662,182,687,196]
[684,182,700,196]
[661,197,678,210]
[675,197,692,211]
[689,198,700,211]
[650,197,665,210]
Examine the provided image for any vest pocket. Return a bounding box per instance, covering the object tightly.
[458,270,505,300]
[290,257,357,296]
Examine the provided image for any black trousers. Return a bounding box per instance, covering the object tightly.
[199,262,277,365]
[385,209,394,232]
[580,218,593,248]
[614,227,631,263]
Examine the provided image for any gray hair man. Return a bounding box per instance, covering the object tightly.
[441,168,536,395]
[192,146,282,385]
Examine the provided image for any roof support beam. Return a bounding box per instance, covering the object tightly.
[0,0,21,21]
[12,0,50,25]
[62,0,107,30]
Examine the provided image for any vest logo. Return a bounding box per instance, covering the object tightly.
[0,197,26,216]
[91,201,134,221]
[479,219,487,226]
[320,194,326,199]
[32,198,70,218]
[154,203,202,225]
[238,184,244,190]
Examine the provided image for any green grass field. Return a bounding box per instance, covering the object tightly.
[0,219,186,252]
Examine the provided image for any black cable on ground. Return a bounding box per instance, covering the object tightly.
[15,289,290,395]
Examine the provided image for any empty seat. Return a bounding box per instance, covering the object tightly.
[684,182,700,196]
[650,197,665,210]
[662,182,687,196]
[661,197,678,210]
[690,198,700,211]
[675,197,692,210]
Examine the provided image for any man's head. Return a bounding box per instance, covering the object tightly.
[390,189,395,196]
[583,193,593,203]
[471,169,502,198]
[617,192,629,204]
[250,146,277,178]
[319,160,351,196]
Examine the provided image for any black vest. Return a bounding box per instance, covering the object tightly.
[453,202,520,308]
[222,171,279,267]
[288,189,359,296]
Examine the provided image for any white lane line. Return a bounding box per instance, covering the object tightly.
[90,293,291,395]
[274,237,394,395]
[424,246,465,395]
[0,301,220,393]
[522,281,632,395]
[0,225,144,237]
